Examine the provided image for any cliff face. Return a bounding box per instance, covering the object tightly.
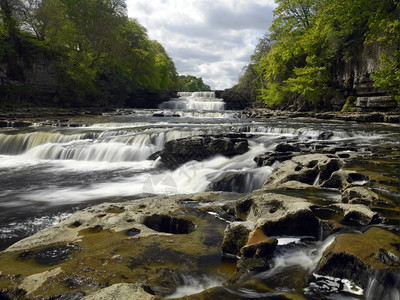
[334,42,397,111]
[0,41,59,104]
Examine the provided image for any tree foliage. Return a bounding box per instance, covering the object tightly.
[0,0,178,107]
[177,75,211,92]
[241,0,399,108]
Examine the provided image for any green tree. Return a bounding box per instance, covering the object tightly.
[177,75,211,92]
[253,0,399,108]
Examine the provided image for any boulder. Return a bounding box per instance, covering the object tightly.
[222,193,320,258]
[341,186,379,206]
[254,152,295,167]
[314,227,400,288]
[263,154,343,189]
[156,134,249,169]
[321,170,351,189]
[221,221,253,256]
[329,203,380,226]
[83,283,155,300]
[240,228,278,258]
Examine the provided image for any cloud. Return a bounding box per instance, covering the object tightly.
[126,0,275,90]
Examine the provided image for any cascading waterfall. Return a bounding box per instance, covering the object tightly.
[0,132,97,155]
[159,91,225,111]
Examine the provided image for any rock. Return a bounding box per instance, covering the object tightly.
[254,152,294,167]
[82,283,155,300]
[257,207,320,238]
[19,267,62,295]
[234,256,275,282]
[341,186,379,206]
[321,170,351,189]
[158,135,249,169]
[314,227,400,288]
[356,96,397,110]
[0,192,236,299]
[222,193,320,261]
[240,228,278,258]
[275,143,299,152]
[143,214,196,234]
[34,245,76,265]
[317,131,333,140]
[329,203,380,226]
[221,221,254,256]
[263,154,343,189]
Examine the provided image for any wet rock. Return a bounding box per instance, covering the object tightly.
[365,270,400,299]
[51,292,85,300]
[263,154,343,189]
[19,267,63,295]
[317,131,333,140]
[158,134,249,168]
[254,152,295,167]
[324,146,359,157]
[240,228,278,258]
[221,221,253,256]
[314,227,400,288]
[235,256,275,282]
[257,207,320,238]
[321,170,351,189]
[143,214,196,234]
[341,186,379,206]
[275,143,299,152]
[329,203,380,226]
[233,193,319,237]
[82,283,155,300]
[34,246,73,265]
[126,228,141,237]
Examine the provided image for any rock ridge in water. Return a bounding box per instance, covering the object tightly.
[151,134,250,169]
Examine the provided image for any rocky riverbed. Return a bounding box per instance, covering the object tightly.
[0,128,398,299]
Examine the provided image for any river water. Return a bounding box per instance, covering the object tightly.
[0,92,399,298]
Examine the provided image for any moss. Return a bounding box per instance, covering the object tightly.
[341,96,355,112]
[317,227,400,287]
[0,210,234,299]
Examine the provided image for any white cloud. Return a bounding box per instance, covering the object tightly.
[126,0,275,90]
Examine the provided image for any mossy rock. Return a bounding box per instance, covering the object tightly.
[314,227,400,288]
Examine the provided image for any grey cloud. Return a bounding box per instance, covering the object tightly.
[206,4,274,31]
[127,0,275,89]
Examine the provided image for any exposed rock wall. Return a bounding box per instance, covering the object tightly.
[0,47,59,103]
[334,42,397,111]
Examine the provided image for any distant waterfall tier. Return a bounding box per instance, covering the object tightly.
[160,91,225,111]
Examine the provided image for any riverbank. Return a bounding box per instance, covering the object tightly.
[243,107,400,124]
[1,106,399,129]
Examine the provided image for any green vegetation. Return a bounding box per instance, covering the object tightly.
[177,75,211,92]
[0,0,179,107]
[237,0,400,109]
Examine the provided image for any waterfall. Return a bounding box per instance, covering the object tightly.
[159,91,225,111]
[0,132,97,155]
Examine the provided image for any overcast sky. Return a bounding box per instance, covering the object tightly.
[126,0,276,90]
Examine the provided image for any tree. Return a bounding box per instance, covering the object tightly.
[0,0,19,38]
[177,75,211,92]
[270,0,317,40]
[253,0,399,108]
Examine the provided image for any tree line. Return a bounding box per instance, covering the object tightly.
[234,0,399,109]
[0,0,211,108]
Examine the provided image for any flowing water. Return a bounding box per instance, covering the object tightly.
[0,93,399,299]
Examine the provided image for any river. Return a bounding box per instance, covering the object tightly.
[0,92,399,299]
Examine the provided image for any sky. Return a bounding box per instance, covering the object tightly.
[126,0,276,90]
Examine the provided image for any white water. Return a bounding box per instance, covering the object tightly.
[159,91,225,111]
[164,275,222,299]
